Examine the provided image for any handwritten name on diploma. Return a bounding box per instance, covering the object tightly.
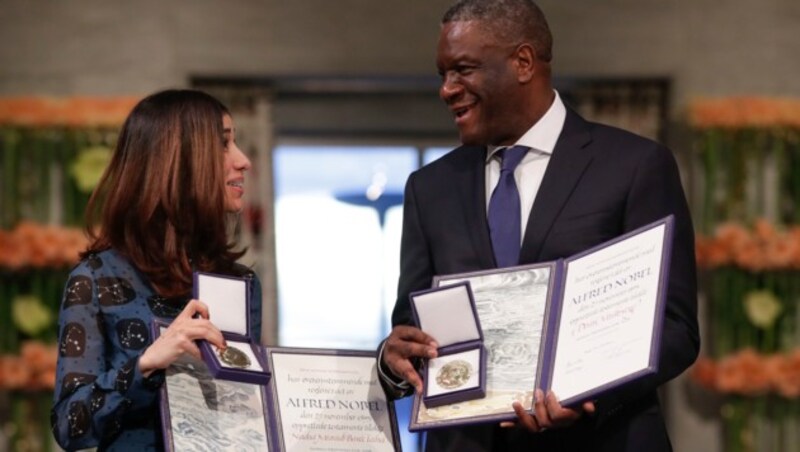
[286,398,384,411]
[570,266,652,305]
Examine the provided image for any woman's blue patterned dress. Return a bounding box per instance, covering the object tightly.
[51,249,262,451]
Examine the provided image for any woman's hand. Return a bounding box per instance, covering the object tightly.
[138,299,226,377]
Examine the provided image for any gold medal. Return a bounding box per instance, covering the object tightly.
[218,345,251,369]
[436,359,472,390]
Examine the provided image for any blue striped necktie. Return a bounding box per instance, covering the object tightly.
[487,145,529,268]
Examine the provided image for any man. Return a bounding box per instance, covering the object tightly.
[378,0,699,451]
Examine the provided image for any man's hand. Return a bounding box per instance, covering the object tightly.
[500,389,595,432]
[382,325,438,392]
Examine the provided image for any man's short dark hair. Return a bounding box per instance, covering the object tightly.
[442,0,553,62]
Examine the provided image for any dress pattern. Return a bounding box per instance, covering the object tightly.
[51,249,263,451]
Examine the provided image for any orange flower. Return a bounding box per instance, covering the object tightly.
[765,237,797,269]
[691,356,717,390]
[693,350,800,398]
[766,350,800,398]
[21,340,57,374]
[35,369,57,391]
[733,240,766,272]
[38,225,64,266]
[694,221,800,270]
[689,97,800,128]
[0,96,139,127]
[694,237,708,267]
[0,232,28,269]
[60,228,89,265]
[716,349,770,395]
[706,239,733,268]
[753,218,777,244]
[789,228,800,268]
[0,342,59,391]
[0,355,33,390]
[0,222,88,270]
[715,223,751,248]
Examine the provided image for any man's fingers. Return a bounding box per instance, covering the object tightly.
[391,326,438,348]
[386,338,437,360]
[543,391,581,426]
[512,401,539,431]
[381,326,440,392]
[390,360,422,392]
[385,326,438,360]
[533,389,552,429]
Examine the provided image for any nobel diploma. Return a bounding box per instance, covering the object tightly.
[267,349,399,452]
[547,221,669,404]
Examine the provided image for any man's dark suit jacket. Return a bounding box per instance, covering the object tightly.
[388,108,699,452]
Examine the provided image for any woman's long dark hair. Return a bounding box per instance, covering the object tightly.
[83,89,245,297]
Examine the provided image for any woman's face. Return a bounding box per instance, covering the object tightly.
[222,114,252,213]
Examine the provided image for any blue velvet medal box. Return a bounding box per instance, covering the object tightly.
[194,271,271,385]
[410,281,487,408]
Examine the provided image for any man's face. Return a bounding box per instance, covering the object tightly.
[436,21,523,146]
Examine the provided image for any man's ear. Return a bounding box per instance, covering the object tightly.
[514,43,537,83]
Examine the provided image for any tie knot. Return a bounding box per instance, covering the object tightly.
[499,145,529,172]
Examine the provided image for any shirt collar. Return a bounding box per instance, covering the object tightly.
[486,90,567,162]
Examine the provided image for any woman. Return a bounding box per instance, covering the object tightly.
[51,89,259,450]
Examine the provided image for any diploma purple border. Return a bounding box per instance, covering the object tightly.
[152,318,274,452]
[538,215,674,407]
[264,347,403,452]
[409,215,674,430]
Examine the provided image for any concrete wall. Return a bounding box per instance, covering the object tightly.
[2,0,799,114]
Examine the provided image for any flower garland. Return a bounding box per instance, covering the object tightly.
[696,219,798,345]
[0,341,57,391]
[692,219,800,450]
[692,349,800,398]
[689,98,800,234]
[0,97,133,452]
[696,219,800,271]
[690,97,800,129]
[0,222,88,270]
[690,98,800,451]
[0,97,138,127]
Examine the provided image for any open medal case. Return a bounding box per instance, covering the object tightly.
[409,281,487,408]
[194,271,271,385]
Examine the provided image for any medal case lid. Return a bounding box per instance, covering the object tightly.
[194,271,270,385]
[409,281,484,350]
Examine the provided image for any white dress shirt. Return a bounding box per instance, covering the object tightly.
[485,90,567,242]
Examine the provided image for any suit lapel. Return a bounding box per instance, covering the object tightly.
[454,145,497,269]
[520,108,594,263]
